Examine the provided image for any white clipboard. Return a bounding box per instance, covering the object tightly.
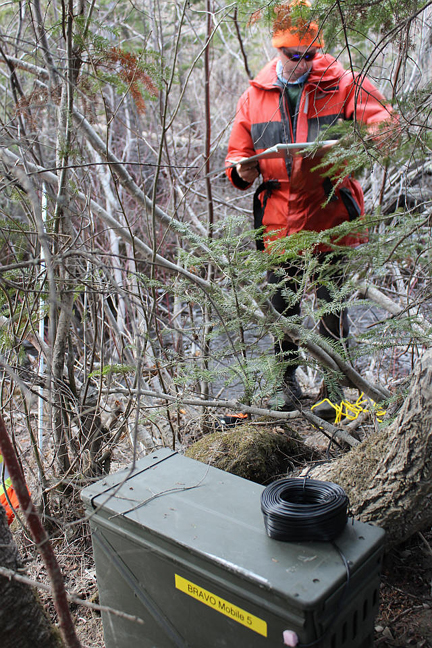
[208,140,338,177]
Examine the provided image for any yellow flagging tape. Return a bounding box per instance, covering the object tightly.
[311,393,386,424]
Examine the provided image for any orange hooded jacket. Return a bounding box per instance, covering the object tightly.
[226,53,393,250]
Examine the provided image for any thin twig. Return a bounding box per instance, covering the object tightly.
[104,385,359,446]
[418,531,432,556]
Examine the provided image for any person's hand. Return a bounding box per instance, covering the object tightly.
[236,161,259,183]
[227,159,259,183]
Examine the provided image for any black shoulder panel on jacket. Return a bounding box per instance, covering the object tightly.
[251,121,286,150]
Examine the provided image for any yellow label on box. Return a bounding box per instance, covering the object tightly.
[175,574,267,637]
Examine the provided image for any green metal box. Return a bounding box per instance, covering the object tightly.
[81,449,384,648]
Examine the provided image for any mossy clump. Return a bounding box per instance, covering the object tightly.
[185,423,321,484]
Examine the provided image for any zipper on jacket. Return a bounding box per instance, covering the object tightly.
[278,83,306,178]
[292,87,304,141]
[278,89,294,177]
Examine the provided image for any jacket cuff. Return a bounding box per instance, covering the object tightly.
[230,166,252,190]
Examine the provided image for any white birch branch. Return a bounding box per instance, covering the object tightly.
[0,55,215,258]
[355,280,431,334]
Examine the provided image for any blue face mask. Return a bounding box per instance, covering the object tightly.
[276,60,310,85]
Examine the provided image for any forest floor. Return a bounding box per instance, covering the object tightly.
[376,530,432,648]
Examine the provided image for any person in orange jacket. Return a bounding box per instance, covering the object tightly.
[0,453,19,524]
[226,1,394,416]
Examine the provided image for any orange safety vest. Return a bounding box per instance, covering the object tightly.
[0,454,19,525]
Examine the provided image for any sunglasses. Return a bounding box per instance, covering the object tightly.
[281,48,317,62]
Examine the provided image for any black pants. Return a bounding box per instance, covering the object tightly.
[268,254,349,372]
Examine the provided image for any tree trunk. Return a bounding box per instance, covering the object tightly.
[309,349,432,548]
[0,506,63,647]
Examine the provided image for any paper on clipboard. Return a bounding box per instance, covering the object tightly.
[205,140,338,177]
[205,140,338,178]
[228,140,338,167]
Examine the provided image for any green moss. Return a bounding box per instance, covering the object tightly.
[185,424,320,484]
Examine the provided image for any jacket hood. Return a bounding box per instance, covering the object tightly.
[251,53,348,91]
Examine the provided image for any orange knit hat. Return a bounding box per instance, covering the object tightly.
[272,0,324,49]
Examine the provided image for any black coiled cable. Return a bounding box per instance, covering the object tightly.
[261,477,348,542]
